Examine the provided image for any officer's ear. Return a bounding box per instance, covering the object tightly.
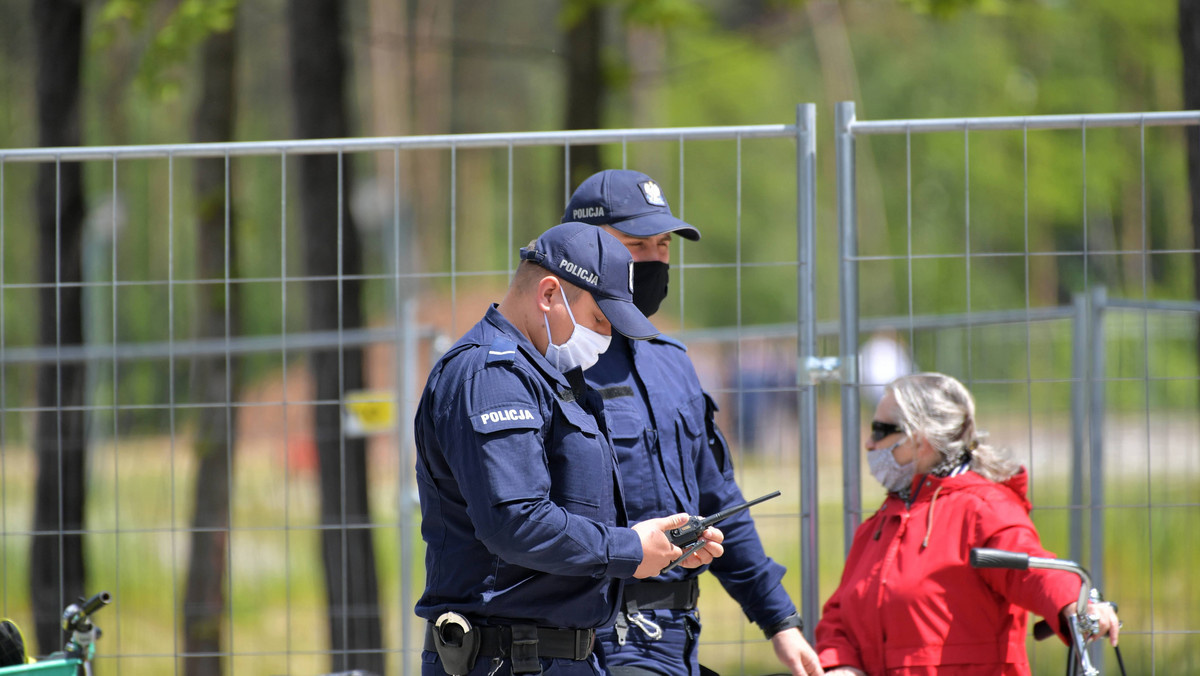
[535,276,559,313]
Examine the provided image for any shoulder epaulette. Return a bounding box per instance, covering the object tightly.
[651,334,688,352]
[485,336,519,365]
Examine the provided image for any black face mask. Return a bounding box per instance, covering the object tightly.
[632,261,670,317]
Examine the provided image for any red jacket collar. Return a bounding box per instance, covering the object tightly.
[897,466,1031,511]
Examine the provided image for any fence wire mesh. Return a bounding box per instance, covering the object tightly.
[0,121,818,676]
[1,102,1196,675]
[838,102,1200,675]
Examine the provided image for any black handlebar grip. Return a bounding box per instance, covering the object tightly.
[80,591,112,616]
[1032,619,1056,641]
[969,547,1030,570]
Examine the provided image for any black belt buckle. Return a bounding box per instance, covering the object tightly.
[573,629,595,661]
[509,625,541,675]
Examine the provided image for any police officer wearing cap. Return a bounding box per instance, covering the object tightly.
[563,171,823,676]
[415,222,726,676]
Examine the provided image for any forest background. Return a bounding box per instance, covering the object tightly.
[0,1,1196,675]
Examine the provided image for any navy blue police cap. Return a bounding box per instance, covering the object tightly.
[520,222,659,340]
[562,169,701,241]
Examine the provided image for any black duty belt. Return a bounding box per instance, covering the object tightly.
[622,579,699,611]
[424,622,595,661]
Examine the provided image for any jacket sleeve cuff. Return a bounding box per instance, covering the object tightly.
[604,527,644,578]
[761,612,804,639]
[1043,573,1088,644]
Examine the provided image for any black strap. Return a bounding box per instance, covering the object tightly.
[622,579,700,611]
[424,623,595,661]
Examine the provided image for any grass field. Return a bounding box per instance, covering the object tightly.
[0,435,1197,675]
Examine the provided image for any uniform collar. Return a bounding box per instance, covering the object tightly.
[482,304,574,390]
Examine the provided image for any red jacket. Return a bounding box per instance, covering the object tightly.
[816,468,1080,675]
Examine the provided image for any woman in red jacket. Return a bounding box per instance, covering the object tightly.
[816,372,1120,676]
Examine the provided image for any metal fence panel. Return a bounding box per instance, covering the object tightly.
[0,118,820,675]
[837,100,1200,674]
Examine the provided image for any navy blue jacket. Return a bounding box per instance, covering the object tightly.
[586,333,796,630]
[414,305,644,629]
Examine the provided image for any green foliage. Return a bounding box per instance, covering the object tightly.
[94,0,238,102]
[899,0,1008,18]
[560,0,710,29]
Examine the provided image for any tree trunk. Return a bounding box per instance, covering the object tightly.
[30,0,87,657]
[564,3,605,189]
[1181,0,1200,405]
[288,3,383,674]
[182,23,239,676]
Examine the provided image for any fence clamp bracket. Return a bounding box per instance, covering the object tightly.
[803,356,842,384]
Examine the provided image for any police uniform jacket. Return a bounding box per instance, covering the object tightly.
[586,333,797,629]
[415,305,644,630]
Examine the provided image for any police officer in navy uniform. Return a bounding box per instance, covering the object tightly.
[563,171,824,676]
[415,221,726,676]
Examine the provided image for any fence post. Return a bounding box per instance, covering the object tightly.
[796,103,820,639]
[1070,292,1087,565]
[1087,285,1106,595]
[1087,285,1108,671]
[836,101,862,550]
[399,296,418,676]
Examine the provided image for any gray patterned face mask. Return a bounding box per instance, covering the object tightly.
[868,437,915,493]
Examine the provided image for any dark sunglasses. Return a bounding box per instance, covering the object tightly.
[870,421,903,442]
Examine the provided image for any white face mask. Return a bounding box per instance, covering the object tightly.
[542,285,612,372]
[868,436,915,493]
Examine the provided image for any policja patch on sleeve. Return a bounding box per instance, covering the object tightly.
[470,335,545,434]
[470,404,543,434]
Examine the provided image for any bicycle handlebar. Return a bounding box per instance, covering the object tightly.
[970,548,1100,675]
[62,591,112,633]
[79,591,111,617]
[970,548,1092,615]
[969,547,1030,570]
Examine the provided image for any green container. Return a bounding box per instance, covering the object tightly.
[0,659,81,675]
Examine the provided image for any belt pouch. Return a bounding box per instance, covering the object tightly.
[432,615,480,675]
[510,624,542,675]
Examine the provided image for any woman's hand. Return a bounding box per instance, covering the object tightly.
[1064,600,1121,646]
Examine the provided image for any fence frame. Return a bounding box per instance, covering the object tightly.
[0,115,825,671]
[835,100,1200,673]
[8,100,1199,671]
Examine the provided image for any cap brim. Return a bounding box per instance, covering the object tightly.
[596,296,659,340]
[609,211,701,241]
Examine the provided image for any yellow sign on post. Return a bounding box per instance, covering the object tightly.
[343,390,398,437]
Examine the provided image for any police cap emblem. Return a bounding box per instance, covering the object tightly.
[640,180,667,207]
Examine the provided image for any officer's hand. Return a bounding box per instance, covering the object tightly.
[676,526,725,569]
[770,626,824,676]
[631,514,686,578]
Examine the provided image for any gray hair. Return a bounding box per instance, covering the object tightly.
[886,372,1020,482]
